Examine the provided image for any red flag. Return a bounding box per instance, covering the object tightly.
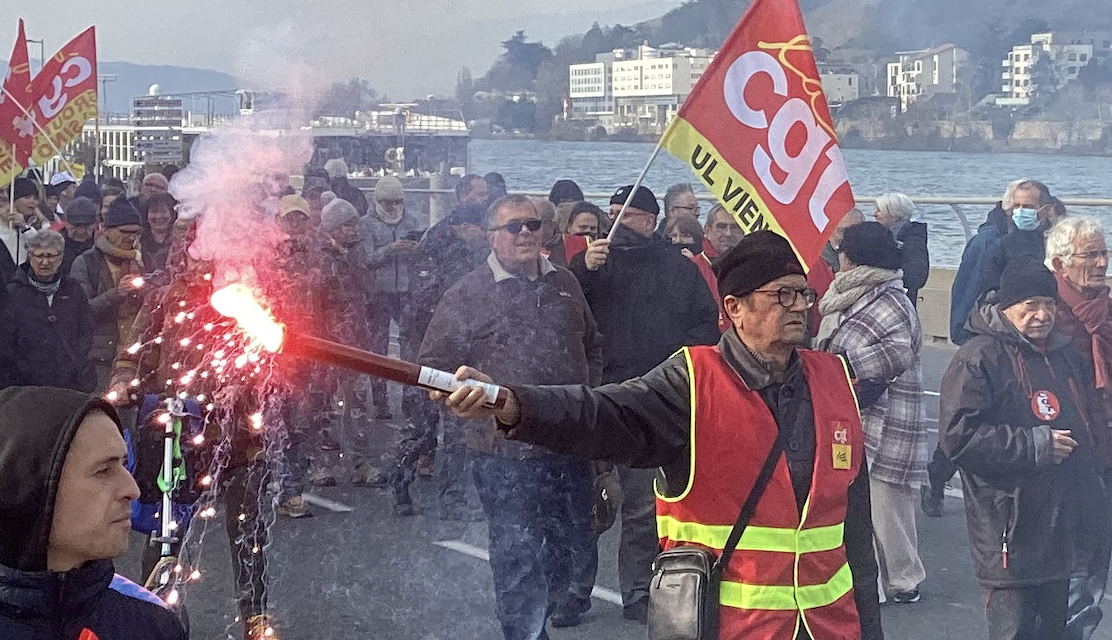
[0,19,34,169]
[659,0,855,270]
[0,26,96,184]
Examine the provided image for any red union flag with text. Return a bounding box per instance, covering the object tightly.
[0,26,96,186]
[0,19,34,183]
[659,0,854,269]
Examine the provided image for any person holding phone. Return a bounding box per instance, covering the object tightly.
[362,177,423,421]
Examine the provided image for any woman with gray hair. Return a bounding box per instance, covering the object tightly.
[4,229,94,390]
[1045,215,1112,640]
[873,192,930,308]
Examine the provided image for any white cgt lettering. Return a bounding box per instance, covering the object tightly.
[37,56,92,119]
[756,98,830,206]
[722,49,846,230]
[808,146,851,233]
[723,51,787,129]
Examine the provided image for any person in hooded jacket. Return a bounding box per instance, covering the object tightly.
[0,386,186,640]
[323,158,369,217]
[363,177,422,420]
[923,180,1029,519]
[939,256,1109,640]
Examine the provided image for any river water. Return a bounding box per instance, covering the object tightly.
[469,139,1112,266]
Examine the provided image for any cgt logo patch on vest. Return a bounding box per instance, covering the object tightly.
[832,422,851,470]
[1031,390,1061,422]
[79,630,100,640]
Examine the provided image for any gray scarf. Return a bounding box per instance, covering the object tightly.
[816,266,903,347]
[29,274,62,297]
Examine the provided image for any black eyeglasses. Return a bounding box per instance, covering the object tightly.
[490,219,542,234]
[751,287,817,309]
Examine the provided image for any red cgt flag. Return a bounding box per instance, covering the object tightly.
[659,0,855,270]
[0,26,96,186]
[0,19,34,170]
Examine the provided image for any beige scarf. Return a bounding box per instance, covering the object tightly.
[816,266,903,347]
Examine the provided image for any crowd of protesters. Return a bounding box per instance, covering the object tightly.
[1,161,1111,640]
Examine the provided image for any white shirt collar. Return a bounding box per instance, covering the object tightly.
[487,251,556,283]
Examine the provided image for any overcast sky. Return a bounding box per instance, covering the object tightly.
[18,0,675,97]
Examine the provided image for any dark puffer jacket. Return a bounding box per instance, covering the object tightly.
[0,387,187,639]
[6,266,94,391]
[894,220,929,307]
[939,302,1110,588]
[568,223,720,383]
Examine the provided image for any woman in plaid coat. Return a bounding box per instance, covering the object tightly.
[817,221,929,605]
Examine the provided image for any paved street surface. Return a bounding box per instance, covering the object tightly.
[116,344,1112,640]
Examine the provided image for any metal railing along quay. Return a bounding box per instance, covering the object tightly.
[391,189,1112,242]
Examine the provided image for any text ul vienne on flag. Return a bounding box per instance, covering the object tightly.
[0,19,34,180]
[659,0,854,269]
[0,26,97,186]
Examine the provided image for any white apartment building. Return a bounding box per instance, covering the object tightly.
[817,69,861,105]
[999,32,1103,106]
[886,44,969,113]
[568,44,714,133]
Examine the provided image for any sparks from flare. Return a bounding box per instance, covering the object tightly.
[209,284,287,353]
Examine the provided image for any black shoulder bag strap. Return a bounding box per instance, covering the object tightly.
[711,420,789,578]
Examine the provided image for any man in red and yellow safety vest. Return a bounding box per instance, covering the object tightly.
[438,230,883,639]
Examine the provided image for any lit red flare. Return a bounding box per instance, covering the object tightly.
[210,284,508,410]
[209,285,286,352]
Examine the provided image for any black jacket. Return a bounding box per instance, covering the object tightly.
[6,266,94,391]
[0,387,186,639]
[978,228,1046,296]
[569,223,720,382]
[60,230,93,279]
[0,285,12,390]
[939,302,1109,588]
[330,176,370,218]
[894,220,929,307]
[503,329,883,640]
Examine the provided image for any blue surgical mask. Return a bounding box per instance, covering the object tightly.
[1012,207,1039,231]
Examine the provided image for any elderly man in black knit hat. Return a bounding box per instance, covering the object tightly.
[71,198,146,392]
[940,256,1109,640]
[437,230,884,640]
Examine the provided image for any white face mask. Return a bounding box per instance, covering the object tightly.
[376,201,404,224]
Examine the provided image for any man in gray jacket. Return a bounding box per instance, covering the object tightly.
[362,177,422,420]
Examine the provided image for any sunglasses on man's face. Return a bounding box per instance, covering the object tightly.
[490,219,542,234]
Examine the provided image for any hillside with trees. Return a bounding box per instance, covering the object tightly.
[457,0,1112,134]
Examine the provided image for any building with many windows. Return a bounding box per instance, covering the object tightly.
[567,44,714,134]
[997,32,1110,106]
[886,44,969,113]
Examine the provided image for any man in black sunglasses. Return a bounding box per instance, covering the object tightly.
[416,194,603,640]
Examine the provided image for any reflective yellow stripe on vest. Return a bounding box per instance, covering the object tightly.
[719,563,854,611]
[657,515,844,554]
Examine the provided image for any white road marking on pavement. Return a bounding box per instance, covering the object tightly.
[434,540,624,606]
[923,391,941,397]
[302,493,355,512]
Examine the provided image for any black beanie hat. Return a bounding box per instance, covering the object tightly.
[840,222,902,271]
[714,230,804,300]
[104,197,142,229]
[549,179,584,205]
[998,256,1058,310]
[610,184,660,216]
[11,177,38,201]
